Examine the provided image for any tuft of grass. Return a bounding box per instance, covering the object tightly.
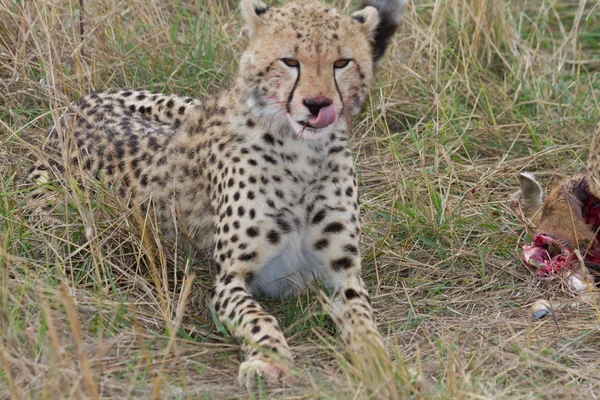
[1,0,600,398]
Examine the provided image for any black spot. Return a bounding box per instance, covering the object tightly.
[246,119,255,127]
[246,227,259,237]
[311,209,326,225]
[276,217,291,233]
[343,244,358,255]
[263,154,277,165]
[345,187,353,196]
[323,222,344,233]
[345,288,360,300]
[229,286,246,294]
[263,133,275,146]
[314,239,328,250]
[228,310,236,321]
[255,6,269,15]
[251,325,261,334]
[331,257,353,271]
[245,271,255,285]
[266,230,280,245]
[239,252,256,262]
[258,334,271,343]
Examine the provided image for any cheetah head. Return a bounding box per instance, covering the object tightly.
[510,172,600,287]
[237,0,406,140]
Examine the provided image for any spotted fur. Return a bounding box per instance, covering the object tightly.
[28,0,406,387]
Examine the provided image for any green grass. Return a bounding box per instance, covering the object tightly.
[1,0,600,398]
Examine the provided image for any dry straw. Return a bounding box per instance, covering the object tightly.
[1,0,599,398]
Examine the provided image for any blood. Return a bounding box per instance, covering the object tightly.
[581,187,600,265]
[522,235,572,278]
[582,192,600,229]
[521,184,600,278]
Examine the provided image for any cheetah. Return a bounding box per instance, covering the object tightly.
[29,0,408,387]
[510,121,600,293]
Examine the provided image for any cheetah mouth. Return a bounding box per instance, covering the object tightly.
[292,103,338,134]
[286,115,334,140]
[297,121,324,130]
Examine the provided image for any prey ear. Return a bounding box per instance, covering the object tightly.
[511,172,545,218]
[359,0,408,64]
[241,0,270,36]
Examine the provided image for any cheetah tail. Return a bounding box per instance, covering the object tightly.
[361,0,408,65]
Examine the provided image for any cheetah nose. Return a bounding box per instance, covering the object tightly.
[303,96,332,117]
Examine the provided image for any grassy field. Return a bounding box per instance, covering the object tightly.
[1,0,600,398]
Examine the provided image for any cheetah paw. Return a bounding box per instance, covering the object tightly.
[238,358,291,388]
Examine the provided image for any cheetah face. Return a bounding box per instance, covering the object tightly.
[238,0,381,140]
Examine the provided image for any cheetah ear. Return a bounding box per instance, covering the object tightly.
[351,6,380,37]
[241,0,270,36]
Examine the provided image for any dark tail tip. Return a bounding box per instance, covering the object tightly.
[361,0,408,64]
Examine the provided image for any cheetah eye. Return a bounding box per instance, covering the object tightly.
[281,58,299,68]
[333,59,351,69]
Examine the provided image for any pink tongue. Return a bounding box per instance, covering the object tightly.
[307,105,336,128]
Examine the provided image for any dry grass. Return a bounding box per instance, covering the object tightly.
[1,0,600,398]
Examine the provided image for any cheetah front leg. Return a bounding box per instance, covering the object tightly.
[211,271,292,387]
[309,205,385,354]
[306,162,394,387]
[210,217,294,388]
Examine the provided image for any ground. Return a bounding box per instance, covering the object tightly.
[1,0,600,399]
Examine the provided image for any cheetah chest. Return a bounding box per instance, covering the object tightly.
[215,132,342,297]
